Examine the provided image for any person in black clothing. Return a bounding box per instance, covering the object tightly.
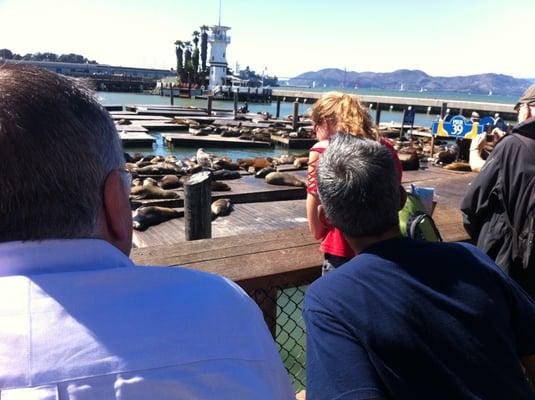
[461,84,535,297]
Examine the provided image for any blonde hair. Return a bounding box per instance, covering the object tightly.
[310,91,378,140]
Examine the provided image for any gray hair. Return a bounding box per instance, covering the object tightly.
[0,65,125,242]
[317,134,400,238]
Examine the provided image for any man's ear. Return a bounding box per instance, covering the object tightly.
[399,186,408,211]
[318,204,333,229]
[100,170,133,256]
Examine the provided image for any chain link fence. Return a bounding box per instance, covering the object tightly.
[248,283,310,392]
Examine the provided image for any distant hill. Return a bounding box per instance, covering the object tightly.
[288,68,531,96]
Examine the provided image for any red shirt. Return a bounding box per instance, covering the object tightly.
[307,138,402,257]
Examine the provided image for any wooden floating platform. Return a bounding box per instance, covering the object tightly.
[115,125,148,133]
[111,114,173,121]
[271,135,317,149]
[139,122,189,132]
[131,173,306,210]
[133,199,308,248]
[132,166,474,248]
[213,119,272,129]
[104,105,123,112]
[163,133,272,148]
[119,131,155,147]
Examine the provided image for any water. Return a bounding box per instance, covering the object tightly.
[97,89,514,159]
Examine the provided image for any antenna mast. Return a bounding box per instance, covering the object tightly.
[218,0,222,26]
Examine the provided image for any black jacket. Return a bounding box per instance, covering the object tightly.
[461,117,535,296]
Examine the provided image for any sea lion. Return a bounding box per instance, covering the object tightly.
[436,150,456,165]
[211,181,231,191]
[116,119,132,125]
[196,148,212,168]
[275,154,296,165]
[444,162,472,172]
[255,167,276,178]
[293,157,309,169]
[211,199,232,220]
[265,172,306,188]
[159,175,181,189]
[252,157,273,170]
[212,169,241,180]
[134,164,180,175]
[143,177,158,186]
[131,178,143,187]
[398,152,419,171]
[132,206,182,231]
[130,185,179,200]
[150,155,165,164]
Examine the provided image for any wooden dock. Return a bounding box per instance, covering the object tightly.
[131,166,475,248]
[119,131,155,147]
[271,135,317,149]
[131,172,307,210]
[163,133,272,148]
[133,199,307,248]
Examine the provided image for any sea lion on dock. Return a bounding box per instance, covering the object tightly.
[212,169,241,180]
[211,181,231,191]
[143,177,158,186]
[131,178,143,187]
[255,167,276,178]
[265,172,306,188]
[398,151,419,171]
[151,155,165,164]
[293,157,309,169]
[196,148,212,168]
[130,185,179,200]
[159,175,181,189]
[444,162,472,172]
[133,206,182,231]
[211,199,232,220]
[116,119,132,125]
[275,154,296,165]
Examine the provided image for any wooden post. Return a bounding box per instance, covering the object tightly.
[170,86,174,106]
[233,91,238,119]
[184,171,212,241]
[276,99,281,119]
[292,101,299,131]
[207,95,213,116]
[440,102,448,119]
[375,102,382,126]
[400,109,406,140]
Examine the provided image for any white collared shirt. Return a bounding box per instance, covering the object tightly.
[0,240,294,399]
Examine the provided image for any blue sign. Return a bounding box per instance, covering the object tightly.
[479,116,495,128]
[431,115,484,139]
[403,109,416,126]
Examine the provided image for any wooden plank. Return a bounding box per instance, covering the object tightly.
[111,114,173,121]
[213,119,271,128]
[119,131,155,147]
[163,133,271,148]
[132,199,309,248]
[139,122,189,132]
[131,173,306,209]
[115,125,148,133]
[271,135,317,149]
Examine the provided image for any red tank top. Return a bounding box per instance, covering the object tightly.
[307,138,402,257]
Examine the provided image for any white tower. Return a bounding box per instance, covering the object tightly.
[208,25,231,90]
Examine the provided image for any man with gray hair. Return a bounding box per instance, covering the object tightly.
[0,65,293,399]
[303,134,535,399]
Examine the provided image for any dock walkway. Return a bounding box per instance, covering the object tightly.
[132,166,475,248]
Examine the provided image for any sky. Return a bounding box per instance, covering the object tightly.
[0,0,533,79]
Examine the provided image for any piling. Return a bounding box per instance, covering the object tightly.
[440,102,448,119]
[233,91,238,119]
[292,102,299,131]
[375,102,382,125]
[207,95,213,116]
[276,99,281,119]
[184,171,212,241]
[170,87,174,106]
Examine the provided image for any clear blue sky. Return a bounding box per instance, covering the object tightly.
[1,0,533,78]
